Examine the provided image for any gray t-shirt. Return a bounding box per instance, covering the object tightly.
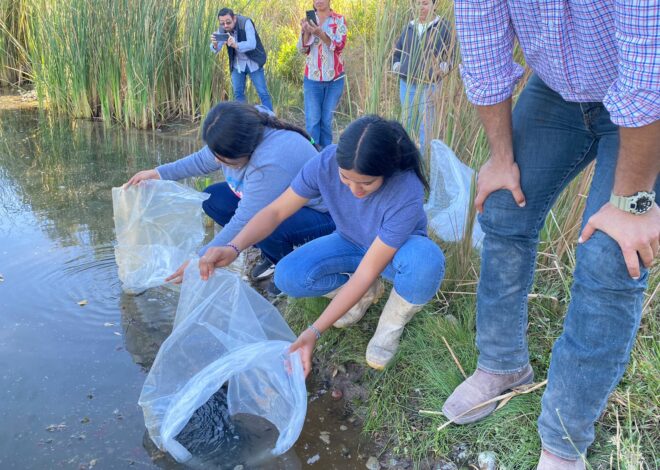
[156,128,326,254]
[291,145,427,249]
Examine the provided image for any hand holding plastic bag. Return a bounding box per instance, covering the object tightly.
[112,180,210,292]
[138,260,307,462]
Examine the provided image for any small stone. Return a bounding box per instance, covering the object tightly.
[339,425,348,431]
[434,462,458,470]
[449,443,471,465]
[478,451,497,470]
[233,466,244,470]
[340,444,350,457]
[366,456,381,470]
[319,431,331,445]
[387,458,398,468]
[307,454,320,464]
[444,314,459,325]
[331,388,343,400]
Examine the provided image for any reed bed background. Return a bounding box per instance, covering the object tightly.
[1,0,657,467]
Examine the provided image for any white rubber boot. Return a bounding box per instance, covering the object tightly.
[366,289,423,370]
[324,279,384,328]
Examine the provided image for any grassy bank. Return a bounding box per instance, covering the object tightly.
[285,255,658,468]
[2,0,657,468]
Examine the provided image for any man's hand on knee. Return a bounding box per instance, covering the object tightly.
[474,158,527,214]
[580,202,660,279]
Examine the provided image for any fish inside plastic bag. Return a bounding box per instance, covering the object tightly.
[138,260,307,463]
[112,180,210,293]
[424,139,485,249]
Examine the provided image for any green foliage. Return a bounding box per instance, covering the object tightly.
[272,30,304,85]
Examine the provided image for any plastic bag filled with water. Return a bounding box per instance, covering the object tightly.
[138,260,307,463]
[112,180,210,293]
[424,139,485,249]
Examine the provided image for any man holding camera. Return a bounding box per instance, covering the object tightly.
[211,8,273,111]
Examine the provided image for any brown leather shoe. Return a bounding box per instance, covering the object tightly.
[442,365,534,424]
[537,450,586,470]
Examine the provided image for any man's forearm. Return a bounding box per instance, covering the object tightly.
[614,121,660,195]
[476,98,514,162]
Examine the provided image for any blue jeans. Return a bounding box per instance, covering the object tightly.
[303,76,345,148]
[231,67,273,111]
[399,78,438,152]
[202,182,335,262]
[274,232,445,305]
[476,75,659,459]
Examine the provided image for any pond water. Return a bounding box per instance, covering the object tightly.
[0,97,373,469]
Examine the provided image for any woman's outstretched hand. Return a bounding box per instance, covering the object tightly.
[198,246,239,280]
[125,169,160,187]
[165,259,190,284]
[289,329,317,377]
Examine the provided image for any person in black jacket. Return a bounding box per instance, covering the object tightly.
[392,0,452,151]
[211,8,273,111]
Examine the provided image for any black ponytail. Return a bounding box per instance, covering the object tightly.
[335,115,429,190]
[256,113,320,151]
[202,101,319,160]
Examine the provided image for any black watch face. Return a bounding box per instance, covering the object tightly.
[634,196,653,212]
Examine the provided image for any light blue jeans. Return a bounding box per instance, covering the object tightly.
[303,76,345,148]
[399,78,438,152]
[274,233,445,305]
[230,66,273,111]
[476,75,659,459]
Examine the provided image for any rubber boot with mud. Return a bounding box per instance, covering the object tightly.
[365,288,423,370]
[324,279,384,328]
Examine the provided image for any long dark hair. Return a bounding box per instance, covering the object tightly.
[202,101,318,160]
[335,115,429,190]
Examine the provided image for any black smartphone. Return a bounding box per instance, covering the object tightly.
[213,32,229,42]
[305,10,318,26]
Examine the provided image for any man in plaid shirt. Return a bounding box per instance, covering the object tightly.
[444,2,659,468]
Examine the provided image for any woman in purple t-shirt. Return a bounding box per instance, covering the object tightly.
[198,115,445,373]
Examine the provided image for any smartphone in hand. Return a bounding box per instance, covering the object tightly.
[213,32,229,42]
[305,10,318,26]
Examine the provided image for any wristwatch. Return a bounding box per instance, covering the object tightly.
[609,191,656,215]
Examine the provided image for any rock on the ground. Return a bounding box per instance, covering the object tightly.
[366,456,381,470]
[434,461,458,470]
[478,451,497,470]
[307,454,320,464]
[449,443,471,465]
[319,431,331,445]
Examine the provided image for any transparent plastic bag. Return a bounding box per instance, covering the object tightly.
[138,261,307,463]
[424,139,485,248]
[112,180,210,292]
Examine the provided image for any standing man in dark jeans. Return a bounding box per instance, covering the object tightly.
[443,2,659,469]
[211,8,273,111]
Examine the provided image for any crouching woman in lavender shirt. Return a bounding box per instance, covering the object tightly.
[197,115,445,372]
[125,101,335,284]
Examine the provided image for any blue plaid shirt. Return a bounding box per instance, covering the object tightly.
[455,0,659,127]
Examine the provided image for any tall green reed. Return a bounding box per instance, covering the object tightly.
[0,0,30,85]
